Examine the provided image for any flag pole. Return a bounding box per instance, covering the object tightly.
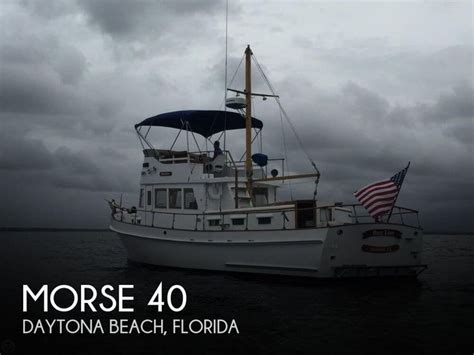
[387,161,410,222]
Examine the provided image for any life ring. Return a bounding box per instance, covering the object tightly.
[207,183,223,200]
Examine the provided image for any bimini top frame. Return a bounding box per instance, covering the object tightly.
[135,110,263,138]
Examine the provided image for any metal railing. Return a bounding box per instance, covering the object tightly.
[346,204,421,228]
[143,148,289,180]
[113,203,421,231]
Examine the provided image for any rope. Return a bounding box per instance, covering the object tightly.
[228,54,244,88]
[251,54,320,176]
[279,109,293,200]
[206,54,245,139]
[238,129,261,161]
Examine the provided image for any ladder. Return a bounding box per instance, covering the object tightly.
[230,182,253,208]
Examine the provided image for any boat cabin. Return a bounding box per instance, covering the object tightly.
[123,108,354,231]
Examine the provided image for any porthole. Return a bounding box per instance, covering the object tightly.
[208,219,220,227]
[232,218,245,226]
[257,217,272,225]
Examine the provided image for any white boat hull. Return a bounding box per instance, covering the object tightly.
[110,219,424,278]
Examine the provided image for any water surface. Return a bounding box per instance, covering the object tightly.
[1,231,473,354]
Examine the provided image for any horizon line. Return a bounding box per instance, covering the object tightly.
[0,227,473,235]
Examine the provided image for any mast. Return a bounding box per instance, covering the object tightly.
[245,45,253,197]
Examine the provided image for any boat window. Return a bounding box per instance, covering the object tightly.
[184,188,198,210]
[154,188,167,209]
[320,208,333,223]
[208,219,220,227]
[169,188,182,209]
[147,190,152,206]
[253,188,268,206]
[257,217,272,225]
[139,188,144,208]
[296,201,316,228]
[232,218,245,226]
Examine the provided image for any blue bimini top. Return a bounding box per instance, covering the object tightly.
[135,110,263,138]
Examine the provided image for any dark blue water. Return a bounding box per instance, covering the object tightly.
[1,231,473,355]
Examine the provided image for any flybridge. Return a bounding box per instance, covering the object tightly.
[133,45,320,198]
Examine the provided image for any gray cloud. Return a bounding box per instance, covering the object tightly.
[0,126,136,193]
[443,122,474,145]
[256,78,473,232]
[429,82,474,122]
[0,66,84,115]
[0,134,55,171]
[19,0,77,20]
[1,31,88,84]
[78,0,226,42]
[0,0,472,232]
[1,32,88,116]
[296,41,473,103]
[269,80,473,176]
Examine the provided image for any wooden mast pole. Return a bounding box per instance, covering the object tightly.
[245,45,253,198]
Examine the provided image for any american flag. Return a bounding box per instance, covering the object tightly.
[354,164,410,219]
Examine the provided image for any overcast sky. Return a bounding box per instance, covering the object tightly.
[0,0,472,232]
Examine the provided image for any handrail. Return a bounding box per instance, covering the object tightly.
[113,203,421,230]
[117,204,419,218]
[225,151,240,208]
[143,148,286,180]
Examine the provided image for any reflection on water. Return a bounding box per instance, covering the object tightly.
[1,231,473,354]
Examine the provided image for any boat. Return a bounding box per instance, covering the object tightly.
[109,45,426,278]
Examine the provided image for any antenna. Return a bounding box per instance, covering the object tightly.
[223,0,229,151]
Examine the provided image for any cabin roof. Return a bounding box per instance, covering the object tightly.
[135,110,263,138]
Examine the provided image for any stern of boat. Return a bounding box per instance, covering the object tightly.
[319,222,425,278]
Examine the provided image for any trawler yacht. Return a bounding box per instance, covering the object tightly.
[109,46,425,278]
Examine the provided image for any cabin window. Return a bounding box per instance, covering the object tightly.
[254,188,268,206]
[184,188,198,210]
[147,190,152,206]
[320,208,333,223]
[154,188,167,209]
[208,219,220,227]
[139,188,144,208]
[232,218,245,226]
[257,217,272,225]
[169,188,182,209]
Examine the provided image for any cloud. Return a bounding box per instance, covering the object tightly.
[430,82,474,122]
[424,82,474,145]
[0,65,85,115]
[0,127,136,192]
[0,133,55,171]
[255,78,473,231]
[19,0,77,20]
[443,122,474,146]
[296,41,473,103]
[0,0,472,232]
[0,29,89,116]
[78,0,225,41]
